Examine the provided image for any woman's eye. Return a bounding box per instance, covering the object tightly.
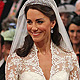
[37,21,44,24]
[77,30,80,33]
[27,20,32,24]
[70,30,74,33]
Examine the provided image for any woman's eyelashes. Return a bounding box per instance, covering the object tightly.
[37,21,44,24]
[77,30,80,33]
[27,20,32,25]
[70,30,80,33]
[27,20,44,25]
[70,30,74,33]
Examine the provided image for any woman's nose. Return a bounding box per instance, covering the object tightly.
[32,23,38,31]
[73,32,77,37]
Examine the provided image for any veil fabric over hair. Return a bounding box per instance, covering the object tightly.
[10,0,73,54]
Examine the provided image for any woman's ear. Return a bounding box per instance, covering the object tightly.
[51,20,56,28]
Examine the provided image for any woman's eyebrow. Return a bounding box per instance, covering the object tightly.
[36,18,44,21]
[27,19,31,20]
[27,18,44,21]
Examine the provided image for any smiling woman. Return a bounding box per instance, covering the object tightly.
[66,15,80,67]
[6,0,79,80]
[26,8,55,43]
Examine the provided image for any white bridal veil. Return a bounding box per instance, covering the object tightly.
[10,0,73,54]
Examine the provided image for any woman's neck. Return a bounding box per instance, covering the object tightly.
[73,44,80,53]
[35,40,51,55]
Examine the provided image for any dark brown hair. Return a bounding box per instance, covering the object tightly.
[16,4,62,57]
[0,34,4,47]
[66,15,80,46]
[66,15,80,32]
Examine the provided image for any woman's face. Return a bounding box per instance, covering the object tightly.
[26,9,55,43]
[68,23,80,45]
[60,13,69,27]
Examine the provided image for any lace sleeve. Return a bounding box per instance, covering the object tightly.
[70,52,79,80]
[6,53,21,80]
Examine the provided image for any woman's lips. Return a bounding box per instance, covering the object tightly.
[32,32,41,36]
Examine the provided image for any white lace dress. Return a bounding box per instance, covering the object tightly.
[6,43,79,80]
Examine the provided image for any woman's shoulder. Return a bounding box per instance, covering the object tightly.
[6,52,23,64]
[7,52,21,58]
[6,51,35,63]
[53,43,77,58]
[54,45,78,67]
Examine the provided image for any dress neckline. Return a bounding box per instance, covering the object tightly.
[33,41,56,80]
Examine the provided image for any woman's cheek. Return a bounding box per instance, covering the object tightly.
[27,25,31,31]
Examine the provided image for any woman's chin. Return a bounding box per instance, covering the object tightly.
[33,38,41,43]
[72,42,80,45]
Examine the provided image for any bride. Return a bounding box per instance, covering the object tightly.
[6,0,79,80]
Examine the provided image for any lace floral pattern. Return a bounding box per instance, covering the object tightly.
[6,42,79,80]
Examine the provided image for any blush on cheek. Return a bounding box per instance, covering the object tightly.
[39,25,50,31]
[27,25,31,31]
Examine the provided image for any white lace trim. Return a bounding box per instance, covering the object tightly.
[6,42,79,80]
